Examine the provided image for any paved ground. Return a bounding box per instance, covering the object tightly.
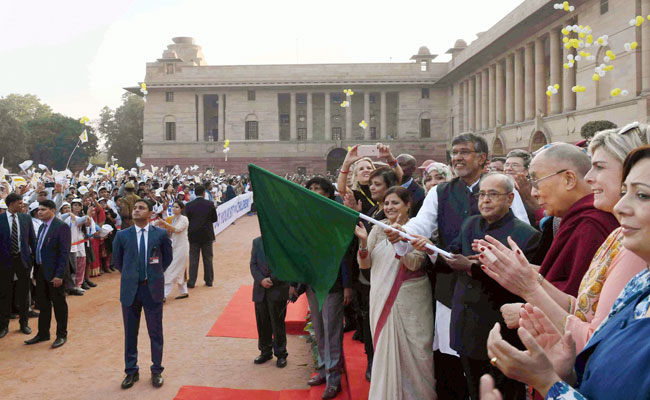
[0,215,313,400]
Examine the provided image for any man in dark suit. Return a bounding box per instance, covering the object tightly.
[443,173,540,400]
[250,236,291,368]
[396,154,425,217]
[113,199,172,389]
[0,193,37,338]
[184,185,217,288]
[24,200,71,348]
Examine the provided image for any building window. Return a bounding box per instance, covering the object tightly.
[205,129,218,142]
[421,88,430,99]
[420,119,431,138]
[370,127,377,140]
[245,121,258,140]
[166,64,174,74]
[165,92,174,102]
[248,90,256,101]
[369,94,376,104]
[297,94,307,104]
[165,122,176,141]
[280,114,290,124]
[331,94,342,103]
[332,127,342,140]
[420,61,428,72]
[297,128,307,140]
[600,0,608,14]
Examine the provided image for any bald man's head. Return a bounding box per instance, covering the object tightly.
[397,154,417,182]
[532,143,591,177]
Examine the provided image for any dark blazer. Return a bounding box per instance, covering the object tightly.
[225,185,237,202]
[250,237,289,303]
[0,212,36,270]
[35,218,71,281]
[184,197,218,243]
[112,225,173,306]
[405,179,425,217]
[448,210,541,359]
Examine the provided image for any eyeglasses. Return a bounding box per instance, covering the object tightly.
[486,166,504,172]
[451,150,477,157]
[475,191,510,200]
[503,163,524,170]
[529,169,567,189]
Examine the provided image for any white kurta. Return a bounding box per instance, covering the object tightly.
[367,224,436,400]
[164,215,189,287]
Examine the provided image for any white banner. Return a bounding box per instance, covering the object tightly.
[213,192,254,236]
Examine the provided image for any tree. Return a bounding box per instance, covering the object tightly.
[0,94,52,125]
[0,102,29,169]
[100,93,144,168]
[580,120,617,139]
[25,113,99,171]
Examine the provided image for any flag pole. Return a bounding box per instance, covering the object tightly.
[65,139,81,171]
[357,213,452,258]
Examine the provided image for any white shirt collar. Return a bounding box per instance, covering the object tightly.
[136,223,150,233]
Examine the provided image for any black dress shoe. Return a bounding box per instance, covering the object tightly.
[85,279,97,287]
[187,284,195,289]
[69,288,84,296]
[152,373,164,388]
[81,282,90,290]
[254,353,273,364]
[9,313,17,320]
[0,326,8,339]
[109,266,116,271]
[175,294,189,299]
[276,357,287,368]
[20,324,32,335]
[321,385,341,399]
[121,372,139,389]
[25,335,50,345]
[51,337,66,348]
[307,375,327,386]
[28,310,39,318]
[205,282,213,287]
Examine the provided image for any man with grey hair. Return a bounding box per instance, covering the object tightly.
[411,172,541,399]
[528,143,618,296]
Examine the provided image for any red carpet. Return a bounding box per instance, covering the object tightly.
[342,331,370,399]
[207,285,309,338]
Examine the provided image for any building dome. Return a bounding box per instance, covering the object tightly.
[454,39,468,48]
[417,46,431,55]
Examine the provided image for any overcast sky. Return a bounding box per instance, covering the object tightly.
[0,0,524,121]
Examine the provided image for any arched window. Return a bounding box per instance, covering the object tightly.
[530,131,548,152]
[492,137,505,156]
[163,115,176,141]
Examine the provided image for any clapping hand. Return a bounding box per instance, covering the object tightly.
[344,191,362,211]
[354,221,368,243]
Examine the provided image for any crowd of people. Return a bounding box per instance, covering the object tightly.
[4,122,650,399]
[0,166,250,388]
[250,126,650,400]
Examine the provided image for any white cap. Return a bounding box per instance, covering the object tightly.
[70,198,83,205]
[60,202,70,210]
[78,186,89,195]
[0,199,7,209]
[29,201,40,212]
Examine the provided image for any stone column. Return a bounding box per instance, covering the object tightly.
[469,77,476,131]
[380,91,387,139]
[475,74,482,130]
[198,93,204,140]
[346,95,352,139]
[489,65,496,127]
[506,54,514,124]
[535,37,547,117]
[515,49,525,122]
[482,69,489,129]
[325,92,331,140]
[218,93,225,140]
[550,28,562,114]
[643,0,650,92]
[563,46,576,112]
[496,61,505,125]
[525,43,535,120]
[463,81,469,131]
[290,92,297,141]
[364,92,371,140]
[307,92,313,140]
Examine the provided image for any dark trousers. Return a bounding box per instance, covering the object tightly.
[35,269,68,338]
[460,355,527,400]
[435,351,468,400]
[188,241,213,286]
[64,252,76,291]
[0,256,30,327]
[254,296,288,358]
[122,284,164,375]
[356,282,373,362]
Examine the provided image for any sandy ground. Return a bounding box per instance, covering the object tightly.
[0,215,314,400]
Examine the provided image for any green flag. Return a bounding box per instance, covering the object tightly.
[248,164,359,308]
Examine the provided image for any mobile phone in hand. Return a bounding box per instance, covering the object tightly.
[357,145,379,157]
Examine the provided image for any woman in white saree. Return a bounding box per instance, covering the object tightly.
[355,186,436,400]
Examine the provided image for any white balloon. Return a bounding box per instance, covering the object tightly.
[621,90,629,96]
[599,71,606,77]
[630,19,637,26]
[569,5,574,11]
[604,56,610,62]
[575,55,582,61]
